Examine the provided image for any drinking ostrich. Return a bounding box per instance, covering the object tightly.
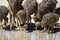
[41,13,59,33]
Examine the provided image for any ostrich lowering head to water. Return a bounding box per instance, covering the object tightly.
[41,13,59,33]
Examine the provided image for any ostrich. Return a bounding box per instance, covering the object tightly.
[22,0,38,23]
[0,5,9,28]
[34,0,58,29]
[35,0,58,22]
[16,10,37,31]
[7,0,24,26]
[41,13,59,33]
[16,10,26,30]
[16,10,26,25]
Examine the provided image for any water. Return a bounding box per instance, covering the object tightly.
[0,30,60,40]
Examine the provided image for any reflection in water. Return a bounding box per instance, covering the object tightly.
[0,30,60,40]
[31,34,36,40]
[56,34,60,40]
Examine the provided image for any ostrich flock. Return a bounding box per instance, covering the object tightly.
[0,0,60,33]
